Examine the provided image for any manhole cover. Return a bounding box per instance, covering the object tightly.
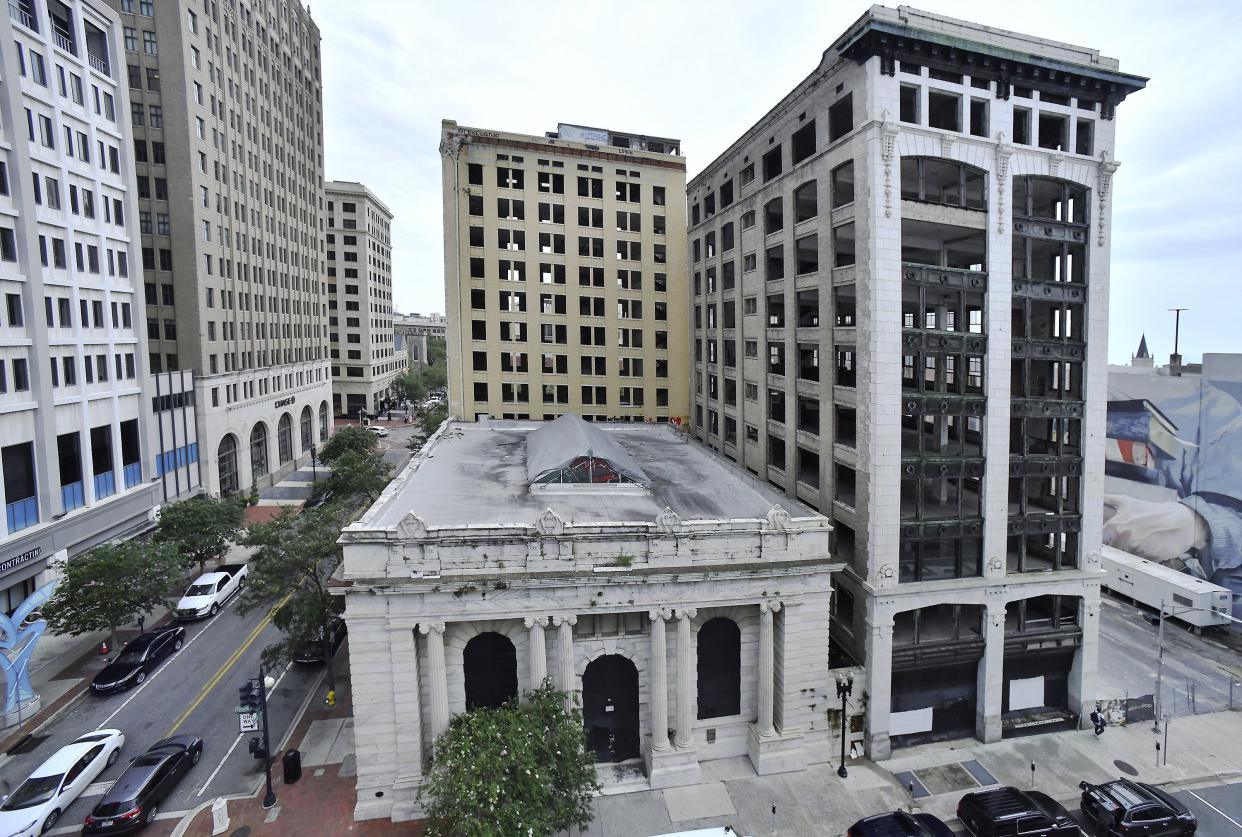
[1114,759,1138,776]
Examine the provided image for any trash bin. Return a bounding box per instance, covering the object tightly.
[282,748,302,784]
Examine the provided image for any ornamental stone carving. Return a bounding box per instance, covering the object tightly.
[881,110,899,219]
[396,512,428,540]
[534,507,565,536]
[764,505,792,531]
[655,506,683,534]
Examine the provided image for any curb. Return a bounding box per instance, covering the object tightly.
[170,793,253,837]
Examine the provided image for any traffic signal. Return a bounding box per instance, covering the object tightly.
[238,680,260,713]
[248,736,268,760]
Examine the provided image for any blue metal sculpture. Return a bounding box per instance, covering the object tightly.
[0,579,59,716]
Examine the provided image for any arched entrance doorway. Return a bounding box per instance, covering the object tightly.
[217,435,239,496]
[277,413,293,464]
[300,406,313,452]
[250,422,269,481]
[697,617,741,718]
[463,632,517,711]
[319,401,329,440]
[582,655,639,762]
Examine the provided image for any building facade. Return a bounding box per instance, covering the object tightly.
[393,311,445,371]
[337,417,839,822]
[107,0,332,497]
[0,0,158,614]
[686,6,1145,757]
[441,121,690,424]
[325,180,403,417]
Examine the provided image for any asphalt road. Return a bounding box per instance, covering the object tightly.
[1174,782,1242,836]
[0,590,330,831]
[1097,592,1242,716]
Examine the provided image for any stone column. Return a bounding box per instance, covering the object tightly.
[757,601,781,737]
[976,599,1006,743]
[1068,593,1100,729]
[553,614,577,709]
[390,627,423,779]
[649,609,670,751]
[674,608,696,748]
[420,621,449,741]
[864,616,894,760]
[526,616,548,689]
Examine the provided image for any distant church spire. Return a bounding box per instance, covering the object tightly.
[1132,334,1154,368]
[1136,334,1151,359]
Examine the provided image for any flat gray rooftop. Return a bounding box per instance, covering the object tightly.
[370,421,818,528]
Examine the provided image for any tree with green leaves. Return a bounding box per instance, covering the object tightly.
[324,449,392,504]
[391,370,426,406]
[419,403,448,439]
[43,540,183,649]
[240,503,348,690]
[154,495,245,574]
[318,424,377,464]
[418,683,599,837]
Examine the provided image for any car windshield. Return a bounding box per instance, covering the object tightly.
[185,584,214,597]
[2,774,63,809]
[115,649,146,665]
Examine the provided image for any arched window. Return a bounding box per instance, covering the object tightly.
[217,434,239,496]
[581,654,640,762]
[697,617,741,719]
[300,406,313,451]
[277,413,293,464]
[319,400,329,440]
[463,632,517,711]
[250,422,269,481]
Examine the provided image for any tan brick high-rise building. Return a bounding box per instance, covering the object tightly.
[441,121,689,424]
[324,180,403,417]
[108,0,331,496]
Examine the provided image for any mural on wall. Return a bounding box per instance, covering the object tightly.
[1105,355,1242,622]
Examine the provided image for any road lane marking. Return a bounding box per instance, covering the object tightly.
[194,663,292,798]
[163,591,293,738]
[94,598,238,731]
[1188,791,1242,832]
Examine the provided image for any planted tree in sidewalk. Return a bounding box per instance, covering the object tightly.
[418,683,599,837]
[418,403,449,438]
[318,425,378,463]
[323,449,392,504]
[43,540,183,650]
[240,502,349,691]
[154,495,245,574]
[391,370,426,406]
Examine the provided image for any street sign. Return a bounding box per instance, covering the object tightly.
[239,711,260,733]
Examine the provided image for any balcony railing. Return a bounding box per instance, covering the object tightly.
[8,0,36,31]
[93,471,115,499]
[61,481,85,511]
[123,462,141,488]
[6,496,38,533]
[52,29,75,55]
[87,52,109,76]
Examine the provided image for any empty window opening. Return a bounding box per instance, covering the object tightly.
[791,120,816,165]
[900,85,920,124]
[833,284,856,326]
[764,198,783,234]
[794,180,817,223]
[1013,107,1032,145]
[969,98,988,138]
[831,161,855,208]
[1038,112,1068,151]
[927,91,961,132]
[901,219,985,271]
[697,617,741,719]
[762,146,782,182]
[833,223,855,267]
[828,94,853,141]
[1075,119,1093,156]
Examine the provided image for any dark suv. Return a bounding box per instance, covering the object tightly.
[957,786,1078,837]
[82,735,203,833]
[1080,779,1196,837]
[849,810,954,837]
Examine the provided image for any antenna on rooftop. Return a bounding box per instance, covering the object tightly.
[1168,308,1187,375]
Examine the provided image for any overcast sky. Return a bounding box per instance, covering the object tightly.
[317,0,1240,365]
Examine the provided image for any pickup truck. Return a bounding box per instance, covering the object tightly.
[174,563,249,620]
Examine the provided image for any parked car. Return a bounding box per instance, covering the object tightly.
[292,616,348,664]
[958,787,1078,837]
[0,729,124,836]
[82,735,203,834]
[1080,778,1197,837]
[174,563,248,620]
[849,811,955,837]
[91,626,187,694]
[367,425,390,437]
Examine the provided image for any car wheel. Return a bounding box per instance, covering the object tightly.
[174,637,184,651]
[107,747,120,767]
[210,603,220,617]
[41,809,60,833]
[238,576,246,588]
[135,670,147,685]
[145,804,159,824]
[192,746,202,765]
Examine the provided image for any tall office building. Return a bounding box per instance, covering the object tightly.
[441,120,690,424]
[109,0,331,497]
[0,0,157,615]
[687,6,1145,756]
[324,180,403,417]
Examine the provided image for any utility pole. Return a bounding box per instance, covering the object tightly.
[1154,597,1165,732]
[1168,308,1187,373]
[259,665,276,809]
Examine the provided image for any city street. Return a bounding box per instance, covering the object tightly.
[1175,783,1242,837]
[0,591,329,832]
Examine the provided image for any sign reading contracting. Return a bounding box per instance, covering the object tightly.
[0,545,42,576]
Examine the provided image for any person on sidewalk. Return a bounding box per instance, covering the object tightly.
[1090,705,1108,736]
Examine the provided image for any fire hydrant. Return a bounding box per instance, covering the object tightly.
[99,640,110,657]
[325,689,336,707]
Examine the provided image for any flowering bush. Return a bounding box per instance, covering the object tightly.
[419,682,600,836]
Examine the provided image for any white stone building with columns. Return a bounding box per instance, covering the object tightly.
[335,416,840,823]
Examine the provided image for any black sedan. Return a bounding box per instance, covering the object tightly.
[293,617,347,664]
[82,735,203,834]
[90,627,185,694]
[849,810,955,837]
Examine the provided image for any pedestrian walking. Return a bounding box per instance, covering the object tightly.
[1090,705,1107,736]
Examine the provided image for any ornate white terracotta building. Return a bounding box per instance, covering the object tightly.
[336,416,840,822]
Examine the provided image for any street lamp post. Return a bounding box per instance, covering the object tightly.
[259,665,277,809]
[310,445,317,485]
[836,674,853,779]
